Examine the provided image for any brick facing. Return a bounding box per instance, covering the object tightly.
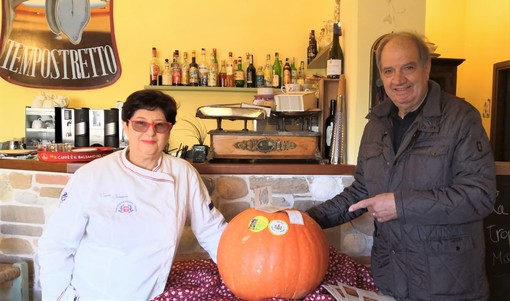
[40,187,64,198]
[35,173,70,185]
[0,205,45,224]
[8,172,33,189]
[1,224,43,236]
[0,167,372,300]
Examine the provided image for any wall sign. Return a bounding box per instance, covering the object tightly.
[0,0,121,89]
[484,167,510,300]
[485,175,510,275]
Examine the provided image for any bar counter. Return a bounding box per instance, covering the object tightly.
[0,158,356,175]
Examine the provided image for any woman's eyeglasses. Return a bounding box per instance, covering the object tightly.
[128,120,173,133]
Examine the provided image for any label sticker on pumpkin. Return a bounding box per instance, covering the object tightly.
[268,220,289,236]
[248,216,269,232]
[285,210,305,225]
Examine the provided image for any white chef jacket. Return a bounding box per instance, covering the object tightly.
[38,148,227,301]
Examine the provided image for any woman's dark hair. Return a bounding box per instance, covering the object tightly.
[121,90,177,124]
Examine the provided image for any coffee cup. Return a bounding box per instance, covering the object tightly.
[257,87,274,95]
[54,95,69,107]
[32,118,43,129]
[281,84,302,93]
[42,99,55,108]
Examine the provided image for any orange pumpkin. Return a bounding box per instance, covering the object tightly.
[217,208,329,300]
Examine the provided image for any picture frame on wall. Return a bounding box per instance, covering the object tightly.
[0,0,121,90]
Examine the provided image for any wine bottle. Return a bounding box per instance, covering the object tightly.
[149,47,160,85]
[326,22,344,79]
[283,58,291,85]
[162,58,172,86]
[290,57,297,84]
[208,48,218,87]
[297,60,305,85]
[307,30,318,64]
[272,52,281,88]
[225,52,235,87]
[218,59,227,87]
[246,54,256,88]
[235,56,245,87]
[171,50,181,86]
[324,98,336,160]
[189,50,199,86]
[263,54,272,87]
[181,52,189,86]
[256,66,264,87]
[198,48,209,86]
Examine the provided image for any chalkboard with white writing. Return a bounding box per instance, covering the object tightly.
[485,175,510,274]
[484,171,510,300]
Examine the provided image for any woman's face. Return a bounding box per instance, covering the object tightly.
[123,108,172,161]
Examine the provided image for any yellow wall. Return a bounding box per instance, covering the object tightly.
[343,0,425,163]
[0,0,332,147]
[425,0,510,133]
[8,1,497,164]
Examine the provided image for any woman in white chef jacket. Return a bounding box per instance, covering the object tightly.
[38,90,227,301]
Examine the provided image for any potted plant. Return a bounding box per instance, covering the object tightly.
[178,114,209,163]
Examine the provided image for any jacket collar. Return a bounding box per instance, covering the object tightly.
[367,80,443,133]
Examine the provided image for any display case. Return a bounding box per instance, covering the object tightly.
[25,107,55,149]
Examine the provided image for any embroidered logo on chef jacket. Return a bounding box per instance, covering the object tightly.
[115,201,137,213]
[59,192,69,204]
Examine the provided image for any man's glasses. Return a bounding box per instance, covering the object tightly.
[128,119,173,133]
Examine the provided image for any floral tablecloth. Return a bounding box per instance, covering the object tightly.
[153,247,377,301]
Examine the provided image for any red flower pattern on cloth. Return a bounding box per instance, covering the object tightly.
[152,247,377,301]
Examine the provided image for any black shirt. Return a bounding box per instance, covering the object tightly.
[390,100,426,151]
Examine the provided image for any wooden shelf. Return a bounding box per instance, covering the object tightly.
[0,158,356,175]
[429,57,465,95]
[145,85,258,93]
[307,47,329,69]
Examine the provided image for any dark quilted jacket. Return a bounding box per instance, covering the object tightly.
[307,81,496,301]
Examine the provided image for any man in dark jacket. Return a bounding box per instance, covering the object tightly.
[306,32,496,301]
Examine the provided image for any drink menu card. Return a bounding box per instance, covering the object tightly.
[322,282,395,301]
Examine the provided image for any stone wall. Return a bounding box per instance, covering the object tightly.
[0,167,374,300]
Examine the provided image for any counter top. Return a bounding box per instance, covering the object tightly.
[0,159,356,175]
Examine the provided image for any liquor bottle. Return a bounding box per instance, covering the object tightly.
[290,57,298,84]
[283,58,291,85]
[225,52,235,87]
[235,56,245,87]
[218,59,227,87]
[307,30,318,64]
[162,58,172,86]
[272,52,281,88]
[263,54,272,87]
[208,49,218,87]
[171,51,182,86]
[246,54,256,88]
[326,22,344,79]
[279,59,283,82]
[324,98,336,160]
[189,50,199,86]
[297,60,306,85]
[318,28,328,51]
[181,52,189,86]
[198,48,209,86]
[256,66,264,87]
[149,47,160,85]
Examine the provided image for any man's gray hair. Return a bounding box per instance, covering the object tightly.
[375,31,431,72]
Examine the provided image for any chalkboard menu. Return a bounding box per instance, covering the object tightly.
[484,166,510,300]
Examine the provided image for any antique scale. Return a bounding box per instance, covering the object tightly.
[196,101,322,162]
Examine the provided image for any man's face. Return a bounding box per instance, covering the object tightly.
[380,37,431,116]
